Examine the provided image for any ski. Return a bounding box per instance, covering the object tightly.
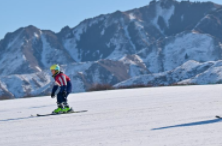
[216,115,222,119]
[36,110,88,117]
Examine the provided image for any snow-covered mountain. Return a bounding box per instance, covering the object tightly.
[1,0,222,99]
[0,58,148,98]
[115,60,222,87]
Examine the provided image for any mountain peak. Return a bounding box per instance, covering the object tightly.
[25,25,39,30]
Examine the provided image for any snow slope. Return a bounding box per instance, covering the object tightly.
[1,85,222,146]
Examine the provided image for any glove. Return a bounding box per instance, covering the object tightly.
[51,93,55,98]
[62,90,67,97]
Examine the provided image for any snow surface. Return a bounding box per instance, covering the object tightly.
[152,2,175,33]
[73,23,86,41]
[121,19,136,52]
[1,85,222,146]
[0,30,25,76]
[34,33,39,38]
[40,34,71,67]
[63,39,81,62]
[106,36,127,60]
[114,60,222,87]
[128,13,136,20]
[163,32,215,71]
[138,31,220,73]
[0,72,52,98]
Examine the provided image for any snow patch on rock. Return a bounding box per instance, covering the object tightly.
[152,3,175,32]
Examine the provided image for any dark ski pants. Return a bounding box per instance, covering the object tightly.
[57,92,70,104]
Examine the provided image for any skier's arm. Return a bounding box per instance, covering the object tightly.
[51,83,61,98]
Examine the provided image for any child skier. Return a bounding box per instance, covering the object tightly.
[50,64,73,114]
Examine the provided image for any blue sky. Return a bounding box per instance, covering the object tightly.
[0,0,222,39]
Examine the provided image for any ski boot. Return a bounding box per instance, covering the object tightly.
[52,103,63,114]
[62,107,73,113]
[62,102,73,113]
[52,107,63,114]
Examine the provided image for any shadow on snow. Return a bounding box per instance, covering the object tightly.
[152,118,222,131]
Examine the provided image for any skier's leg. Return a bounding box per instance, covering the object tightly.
[57,93,64,106]
[62,93,72,113]
[62,102,69,108]
[52,94,63,114]
[57,102,63,108]
[62,92,69,107]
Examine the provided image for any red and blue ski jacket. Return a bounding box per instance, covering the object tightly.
[52,72,72,95]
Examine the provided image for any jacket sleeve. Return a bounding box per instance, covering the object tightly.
[51,85,61,95]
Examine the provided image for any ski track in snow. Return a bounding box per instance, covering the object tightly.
[1,85,222,146]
